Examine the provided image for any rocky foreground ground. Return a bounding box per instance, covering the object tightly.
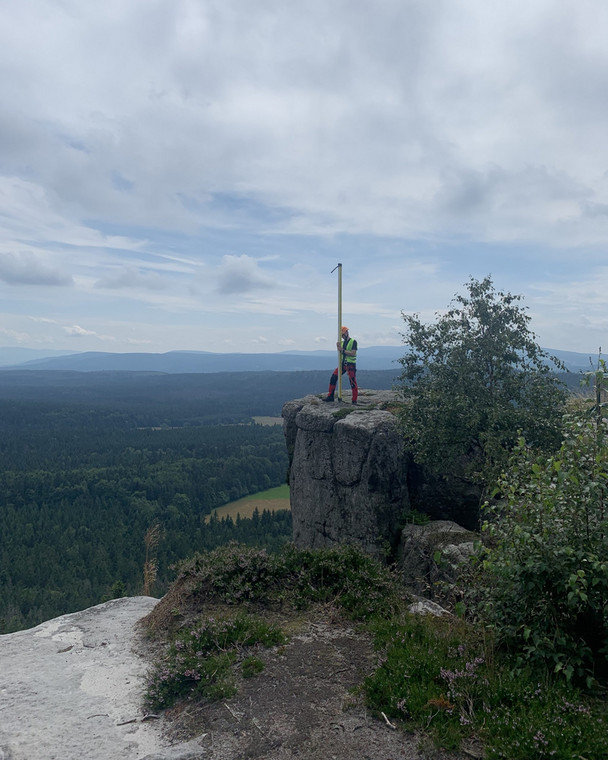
[0,596,475,760]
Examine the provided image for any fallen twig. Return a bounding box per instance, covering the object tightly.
[224,703,242,722]
[381,711,397,730]
[116,714,160,726]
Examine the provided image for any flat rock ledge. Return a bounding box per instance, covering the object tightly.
[0,596,187,760]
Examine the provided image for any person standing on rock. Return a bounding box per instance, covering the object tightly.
[323,326,358,404]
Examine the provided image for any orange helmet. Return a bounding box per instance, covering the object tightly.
[341,326,349,334]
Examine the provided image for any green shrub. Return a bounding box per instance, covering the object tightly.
[149,541,608,756]
[407,509,431,525]
[242,655,265,678]
[183,544,273,604]
[332,407,357,419]
[145,543,403,711]
[277,543,403,620]
[480,680,608,760]
[397,276,566,491]
[363,614,608,759]
[178,542,403,621]
[364,615,479,749]
[478,381,608,684]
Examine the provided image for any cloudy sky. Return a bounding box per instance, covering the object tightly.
[1,0,607,355]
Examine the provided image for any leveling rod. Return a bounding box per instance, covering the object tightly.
[331,263,343,400]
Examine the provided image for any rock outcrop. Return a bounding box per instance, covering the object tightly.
[398,520,477,599]
[283,391,409,558]
[0,596,200,760]
[283,391,479,591]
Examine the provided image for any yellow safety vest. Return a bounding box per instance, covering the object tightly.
[343,337,356,364]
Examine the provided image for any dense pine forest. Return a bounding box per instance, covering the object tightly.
[1,369,399,633]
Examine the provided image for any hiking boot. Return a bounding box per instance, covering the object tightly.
[352,400,357,405]
[323,395,335,402]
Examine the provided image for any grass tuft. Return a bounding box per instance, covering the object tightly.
[145,612,285,710]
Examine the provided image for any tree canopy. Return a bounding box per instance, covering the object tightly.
[397,276,567,488]
[0,397,290,633]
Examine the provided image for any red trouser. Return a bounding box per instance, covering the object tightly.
[328,363,358,401]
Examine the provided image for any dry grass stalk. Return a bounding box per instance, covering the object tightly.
[143,522,162,597]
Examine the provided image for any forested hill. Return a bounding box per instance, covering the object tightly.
[0,345,598,373]
[0,368,397,423]
[1,347,406,372]
[0,369,397,634]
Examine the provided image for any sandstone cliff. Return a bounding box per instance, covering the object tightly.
[283,391,410,558]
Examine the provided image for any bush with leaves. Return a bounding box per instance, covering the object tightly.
[178,542,403,621]
[479,361,608,683]
[363,614,608,759]
[398,276,566,491]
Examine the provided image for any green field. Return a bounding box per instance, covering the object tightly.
[252,416,283,426]
[207,484,290,522]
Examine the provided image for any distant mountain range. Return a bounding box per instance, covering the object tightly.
[0,345,600,374]
[0,346,406,373]
[0,347,76,367]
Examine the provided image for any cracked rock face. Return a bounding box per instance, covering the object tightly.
[282,393,409,558]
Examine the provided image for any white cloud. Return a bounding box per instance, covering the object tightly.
[216,255,276,295]
[0,177,143,252]
[0,1,606,353]
[125,337,154,345]
[64,325,97,337]
[0,252,73,286]
[526,267,608,351]
[29,317,59,325]
[94,266,168,291]
[5,0,605,246]
[0,326,32,343]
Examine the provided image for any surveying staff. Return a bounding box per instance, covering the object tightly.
[323,326,358,404]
